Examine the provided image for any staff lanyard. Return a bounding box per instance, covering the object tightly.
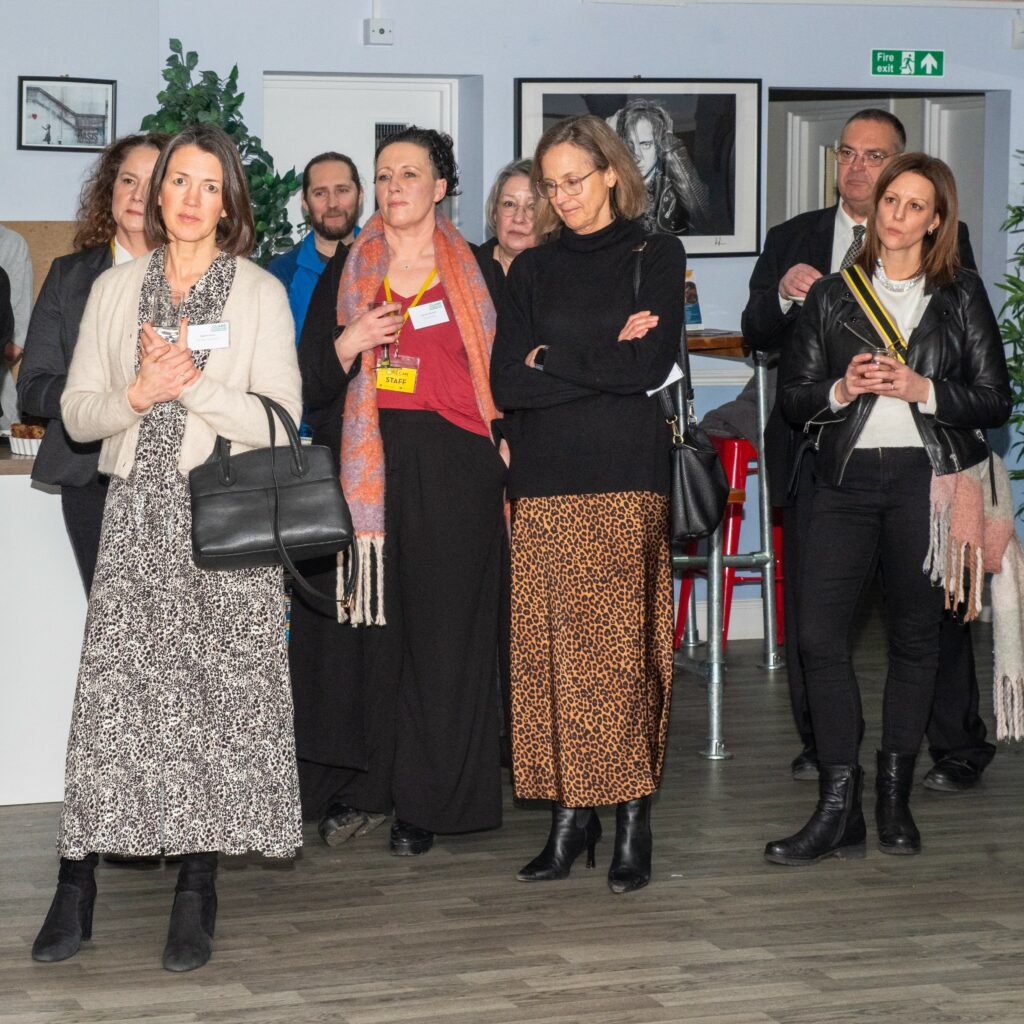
[381,268,437,362]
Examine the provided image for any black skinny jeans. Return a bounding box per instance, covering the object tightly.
[798,448,944,765]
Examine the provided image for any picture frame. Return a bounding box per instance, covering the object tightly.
[516,78,761,257]
[17,77,116,152]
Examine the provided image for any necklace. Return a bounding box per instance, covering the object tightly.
[875,258,923,294]
[495,247,514,275]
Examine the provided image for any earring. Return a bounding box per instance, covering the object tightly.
[927,227,934,236]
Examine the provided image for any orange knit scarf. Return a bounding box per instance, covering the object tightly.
[334,209,499,624]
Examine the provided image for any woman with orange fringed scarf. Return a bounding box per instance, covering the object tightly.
[315,127,506,857]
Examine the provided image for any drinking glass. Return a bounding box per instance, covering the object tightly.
[152,279,185,343]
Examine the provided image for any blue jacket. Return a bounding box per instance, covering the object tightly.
[268,232,327,342]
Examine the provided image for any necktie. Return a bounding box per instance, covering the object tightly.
[840,224,865,270]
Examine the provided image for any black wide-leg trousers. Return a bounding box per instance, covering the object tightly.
[323,410,506,833]
[798,448,945,766]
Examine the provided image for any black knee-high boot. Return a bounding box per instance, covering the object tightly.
[876,750,921,855]
[608,796,653,894]
[162,853,218,972]
[31,853,99,963]
[516,804,601,882]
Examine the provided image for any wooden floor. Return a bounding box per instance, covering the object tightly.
[4,613,1024,1024]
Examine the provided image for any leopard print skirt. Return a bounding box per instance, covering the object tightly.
[509,491,673,806]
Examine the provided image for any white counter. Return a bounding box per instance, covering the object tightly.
[1,451,86,805]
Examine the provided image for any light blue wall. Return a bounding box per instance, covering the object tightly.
[3,0,1023,528]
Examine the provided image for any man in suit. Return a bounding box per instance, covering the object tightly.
[742,108,993,791]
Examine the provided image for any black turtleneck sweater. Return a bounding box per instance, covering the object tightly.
[490,218,686,499]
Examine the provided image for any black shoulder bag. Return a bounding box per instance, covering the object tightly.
[633,241,728,542]
[189,395,356,609]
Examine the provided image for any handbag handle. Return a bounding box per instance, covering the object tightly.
[256,395,357,611]
[632,241,695,439]
[200,395,353,613]
[213,396,306,486]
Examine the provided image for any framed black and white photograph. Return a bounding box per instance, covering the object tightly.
[17,77,116,152]
[516,78,761,257]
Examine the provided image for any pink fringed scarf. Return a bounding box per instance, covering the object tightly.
[924,454,1024,739]
[334,209,499,625]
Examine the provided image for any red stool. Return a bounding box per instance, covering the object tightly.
[673,436,784,652]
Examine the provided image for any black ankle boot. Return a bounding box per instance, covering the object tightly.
[876,750,921,855]
[31,853,99,962]
[608,795,652,894]
[764,765,867,866]
[162,853,218,972]
[516,804,601,882]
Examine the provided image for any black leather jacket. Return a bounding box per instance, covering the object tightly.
[781,269,1011,486]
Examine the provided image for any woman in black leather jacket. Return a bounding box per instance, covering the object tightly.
[765,153,1011,868]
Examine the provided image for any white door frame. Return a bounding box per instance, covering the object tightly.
[263,73,461,230]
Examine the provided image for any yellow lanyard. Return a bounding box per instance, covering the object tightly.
[381,269,437,360]
[383,269,437,320]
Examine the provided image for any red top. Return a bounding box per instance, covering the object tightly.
[374,280,489,438]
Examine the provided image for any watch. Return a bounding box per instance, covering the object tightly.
[533,346,548,371]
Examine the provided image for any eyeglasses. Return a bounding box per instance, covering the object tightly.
[497,199,536,218]
[834,144,892,168]
[535,168,598,199]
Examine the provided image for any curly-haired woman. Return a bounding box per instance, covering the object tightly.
[18,131,169,592]
[296,126,506,857]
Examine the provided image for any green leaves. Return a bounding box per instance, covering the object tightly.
[140,39,300,266]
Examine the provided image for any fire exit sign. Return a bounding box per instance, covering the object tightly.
[872,50,944,77]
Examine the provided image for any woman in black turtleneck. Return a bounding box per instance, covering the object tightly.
[491,114,686,894]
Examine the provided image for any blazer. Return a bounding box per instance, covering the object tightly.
[741,204,976,503]
[473,237,507,311]
[781,269,1011,485]
[62,253,302,479]
[297,242,350,463]
[17,245,111,486]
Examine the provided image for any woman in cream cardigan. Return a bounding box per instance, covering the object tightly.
[31,124,303,974]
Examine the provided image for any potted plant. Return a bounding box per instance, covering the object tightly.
[141,39,300,266]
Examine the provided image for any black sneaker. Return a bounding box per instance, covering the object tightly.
[922,756,981,792]
[319,804,386,846]
[790,745,819,781]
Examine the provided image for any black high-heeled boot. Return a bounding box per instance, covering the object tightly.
[876,750,921,855]
[31,853,99,962]
[608,795,653,894]
[516,804,601,882]
[162,853,218,972]
[764,765,867,866]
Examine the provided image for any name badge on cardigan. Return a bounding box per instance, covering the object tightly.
[187,321,230,350]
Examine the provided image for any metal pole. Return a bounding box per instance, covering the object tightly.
[681,583,700,648]
[753,351,784,671]
[699,520,731,760]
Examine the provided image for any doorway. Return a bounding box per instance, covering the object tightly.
[766,88,986,254]
[262,73,461,240]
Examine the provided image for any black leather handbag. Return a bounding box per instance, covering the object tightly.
[189,395,355,607]
[633,241,729,542]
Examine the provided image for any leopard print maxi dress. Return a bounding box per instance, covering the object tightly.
[57,249,302,860]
